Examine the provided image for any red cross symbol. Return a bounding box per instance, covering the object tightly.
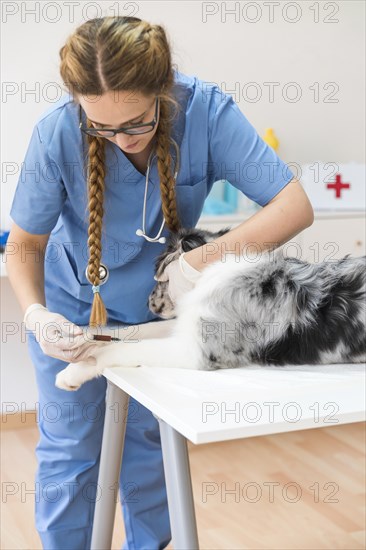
[326,174,350,198]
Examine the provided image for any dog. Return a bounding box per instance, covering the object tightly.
[56,227,366,391]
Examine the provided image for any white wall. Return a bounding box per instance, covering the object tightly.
[1,1,365,409]
[2,1,365,227]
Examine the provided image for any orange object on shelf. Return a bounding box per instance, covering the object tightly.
[263,128,279,151]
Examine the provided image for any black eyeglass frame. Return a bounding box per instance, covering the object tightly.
[78,97,160,137]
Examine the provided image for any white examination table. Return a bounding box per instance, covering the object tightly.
[88,320,365,550]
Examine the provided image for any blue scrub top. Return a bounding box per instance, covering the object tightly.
[10,69,294,326]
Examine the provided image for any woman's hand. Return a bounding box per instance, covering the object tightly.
[154,252,202,304]
[24,304,108,362]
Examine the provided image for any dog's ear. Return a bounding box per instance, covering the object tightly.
[215,226,232,238]
[178,229,211,253]
[153,227,231,280]
[179,226,232,252]
[180,237,200,253]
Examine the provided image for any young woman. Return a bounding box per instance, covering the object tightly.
[7,15,313,550]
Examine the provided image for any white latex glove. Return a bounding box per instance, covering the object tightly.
[154,252,202,304]
[24,304,108,363]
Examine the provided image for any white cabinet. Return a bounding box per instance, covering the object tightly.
[197,210,365,262]
[295,215,365,262]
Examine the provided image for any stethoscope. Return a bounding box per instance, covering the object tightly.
[136,136,180,245]
[85,137,180,287]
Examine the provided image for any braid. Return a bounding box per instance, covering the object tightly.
[154,99,181,233]
[85,121,108,327]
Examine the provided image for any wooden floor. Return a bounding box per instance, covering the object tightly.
[1,417,365,549]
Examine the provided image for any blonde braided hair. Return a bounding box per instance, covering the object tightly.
[59,16,181,327]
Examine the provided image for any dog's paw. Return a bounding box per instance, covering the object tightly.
[55,365,83,391]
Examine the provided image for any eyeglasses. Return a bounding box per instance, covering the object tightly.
[79,97,160,137]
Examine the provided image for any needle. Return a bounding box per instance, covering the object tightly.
[55,332,121,342]
[92,335,121,342]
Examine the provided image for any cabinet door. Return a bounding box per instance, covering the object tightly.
[297,217,365,263]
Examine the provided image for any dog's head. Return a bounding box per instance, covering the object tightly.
[148,226,231,319]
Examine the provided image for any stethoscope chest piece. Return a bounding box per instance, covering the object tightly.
[85,262,109,286]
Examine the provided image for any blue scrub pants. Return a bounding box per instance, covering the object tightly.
[27,331,172,549]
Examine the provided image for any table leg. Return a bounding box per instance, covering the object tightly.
[91,380,130,550]
[156,416,200,549]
